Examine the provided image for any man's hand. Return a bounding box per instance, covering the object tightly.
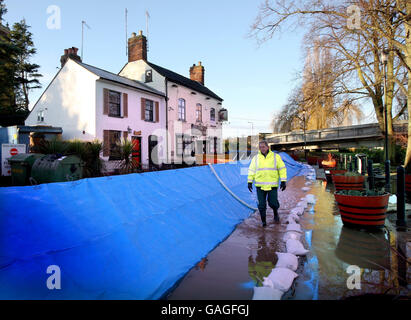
[280,181,286,191]
[248,183,253,192]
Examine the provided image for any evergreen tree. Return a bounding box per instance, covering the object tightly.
[0,0,19,115]
[0,0,6,22]
[11,19,42,111]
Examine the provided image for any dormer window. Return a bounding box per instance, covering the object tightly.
[145,69,152,83]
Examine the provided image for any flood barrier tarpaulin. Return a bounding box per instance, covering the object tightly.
[0,163,254,299]
[0,156,308,300]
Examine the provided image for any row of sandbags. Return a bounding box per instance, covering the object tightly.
[253,169,317,300]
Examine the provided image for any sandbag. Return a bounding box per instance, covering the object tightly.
[286,239,309,256]
[283,231,301,242]
[286,223,302,233]
[290,213,300,222]
[296,200,308,208]
[275,252,298,271]
[305,194,316,204]
[263,267,298,292]
[301,187,310,192]
[252,286,284,300]
[290,207,304,216]
[284,215,298,224]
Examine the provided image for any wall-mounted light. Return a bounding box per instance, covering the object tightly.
[127,126,132,134]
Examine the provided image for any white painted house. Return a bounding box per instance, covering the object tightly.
[25,48,167,170]
[119,31,226,164]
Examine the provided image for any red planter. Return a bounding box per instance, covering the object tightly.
[329,169,347,176]
[307,156,321,166]
[334,192,390,228]
[325,169,347,182]
[332,175,365,191]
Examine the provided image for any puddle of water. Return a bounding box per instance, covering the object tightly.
[167,175,410,300]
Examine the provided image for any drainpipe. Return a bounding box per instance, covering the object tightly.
[165,79,169,165]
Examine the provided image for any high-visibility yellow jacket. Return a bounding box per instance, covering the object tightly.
[248,151,287,191]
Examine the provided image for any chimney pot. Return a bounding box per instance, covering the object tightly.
[60,46,82,68]
[128,30,147,62]
[189,62,205,85]
[131,32,136,37]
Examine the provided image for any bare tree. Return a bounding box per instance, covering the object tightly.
[252,0,410,165]
[272,42,363,133]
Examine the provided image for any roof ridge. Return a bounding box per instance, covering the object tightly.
[76,60,140,84]
[147,61,223,101]
[71,58,164,96]
[148,62,207,88]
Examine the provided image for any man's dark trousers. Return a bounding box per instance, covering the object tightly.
[256,187,280,223]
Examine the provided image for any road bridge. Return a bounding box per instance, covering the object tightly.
[266,122,407,150]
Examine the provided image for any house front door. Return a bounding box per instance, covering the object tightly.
[132,136,142,169]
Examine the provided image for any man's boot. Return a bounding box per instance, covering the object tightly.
[273,209,280,224]
[259,210,267,227]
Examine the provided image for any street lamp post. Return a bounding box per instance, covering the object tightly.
[303,109,307,161]
[381,50,390,192]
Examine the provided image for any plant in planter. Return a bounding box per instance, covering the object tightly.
[332,171,365,191]
[325,168,347,183]
[334,189,390,229]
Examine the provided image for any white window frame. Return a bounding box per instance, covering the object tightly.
[178,98,186,121]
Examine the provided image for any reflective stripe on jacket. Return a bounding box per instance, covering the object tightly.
[247,151,287,190]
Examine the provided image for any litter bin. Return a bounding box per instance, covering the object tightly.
[8,153,45,186]
[31,154,83,184]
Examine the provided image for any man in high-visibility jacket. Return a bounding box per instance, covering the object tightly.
[248,141,287,227]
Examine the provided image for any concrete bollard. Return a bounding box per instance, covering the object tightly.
[396,166,407,230]
[368,159,375,190]
[385,160,391,193]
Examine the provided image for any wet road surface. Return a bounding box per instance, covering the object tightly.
[167,176,410,300]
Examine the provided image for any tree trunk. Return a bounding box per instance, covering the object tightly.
[404,1,411,170]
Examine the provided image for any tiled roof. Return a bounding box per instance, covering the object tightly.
[147,62,223,101]
[73,60,165,97]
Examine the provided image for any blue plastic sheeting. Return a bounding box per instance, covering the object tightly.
[0,154,307,300]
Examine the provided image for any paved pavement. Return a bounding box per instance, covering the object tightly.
[167,175,410,300]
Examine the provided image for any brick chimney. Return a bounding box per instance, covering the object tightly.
[190,62,205,85]
[128,30,147,62]
[60,47,81,67]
